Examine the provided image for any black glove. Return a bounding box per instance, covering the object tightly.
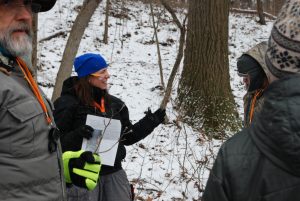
[63,150,101,190]
[61,125,94,152]
[144,108,166,128]
[121,108,166,145]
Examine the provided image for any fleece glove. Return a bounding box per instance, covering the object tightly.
[63,150,101,190]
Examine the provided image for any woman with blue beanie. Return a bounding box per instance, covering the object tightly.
[53,53,166,201]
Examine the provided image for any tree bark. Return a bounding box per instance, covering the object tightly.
[257,0,266,25]
[52,0,102,101]
[177,0,240,138]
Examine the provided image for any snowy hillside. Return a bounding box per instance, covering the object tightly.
[37,1,273,200]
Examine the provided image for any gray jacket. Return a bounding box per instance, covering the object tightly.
[0,54,66,200]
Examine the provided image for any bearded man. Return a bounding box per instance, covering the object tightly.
[0,1,101,200]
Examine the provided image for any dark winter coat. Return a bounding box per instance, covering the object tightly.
[203,75,300,201]
[54,76,158,175]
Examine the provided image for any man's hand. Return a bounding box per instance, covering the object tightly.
[63,150,101,190]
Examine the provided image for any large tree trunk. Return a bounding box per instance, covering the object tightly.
[52,0,102,101]
[177,0,240,138]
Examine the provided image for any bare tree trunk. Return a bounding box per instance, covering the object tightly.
[177,0,240,138]
[32,13,38,74]
[103,0,110,44]
[52,0,102,101]
[257,0,266,25]
[150,2,165,89]
[160,0,186,109]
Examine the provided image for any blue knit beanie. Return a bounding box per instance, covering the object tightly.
[74,53,108,78]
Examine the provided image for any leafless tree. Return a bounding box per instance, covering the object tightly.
[52,0,102,101]
[177,0,241,138]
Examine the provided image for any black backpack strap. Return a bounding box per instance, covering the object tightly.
[0,58,14,75]
[0,59,14,72]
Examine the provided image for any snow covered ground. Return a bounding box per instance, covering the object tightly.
[37,1,274,200]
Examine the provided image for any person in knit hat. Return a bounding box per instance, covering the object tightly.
[237,41,269,127]
[203,1,300,200]
[54,53,166,201]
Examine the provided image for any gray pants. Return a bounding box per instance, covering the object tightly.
[67,169,132,201]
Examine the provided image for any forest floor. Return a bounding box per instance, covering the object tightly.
[37,1,274,200]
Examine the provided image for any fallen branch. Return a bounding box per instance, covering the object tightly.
[230,8,277,20]
[39,31,67,43]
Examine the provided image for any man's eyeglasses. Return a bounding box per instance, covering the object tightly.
[0,0,41,13]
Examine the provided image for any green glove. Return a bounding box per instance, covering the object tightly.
[63,150,101,190]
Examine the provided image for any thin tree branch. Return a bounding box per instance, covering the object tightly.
[160,0,183,30]
[159,0,186,110]
[150,1,165,89]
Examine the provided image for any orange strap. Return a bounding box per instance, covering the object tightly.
[249,89,264,124]
[93,97,105,113]
[16,57,52,125]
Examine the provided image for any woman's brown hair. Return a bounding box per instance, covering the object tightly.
[74,76,109,106]
[74,76,94,105]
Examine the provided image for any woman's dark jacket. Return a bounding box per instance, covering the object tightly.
[203,75,300,201]
[54,77,158,175]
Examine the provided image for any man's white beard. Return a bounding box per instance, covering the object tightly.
[0,22,33,59]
